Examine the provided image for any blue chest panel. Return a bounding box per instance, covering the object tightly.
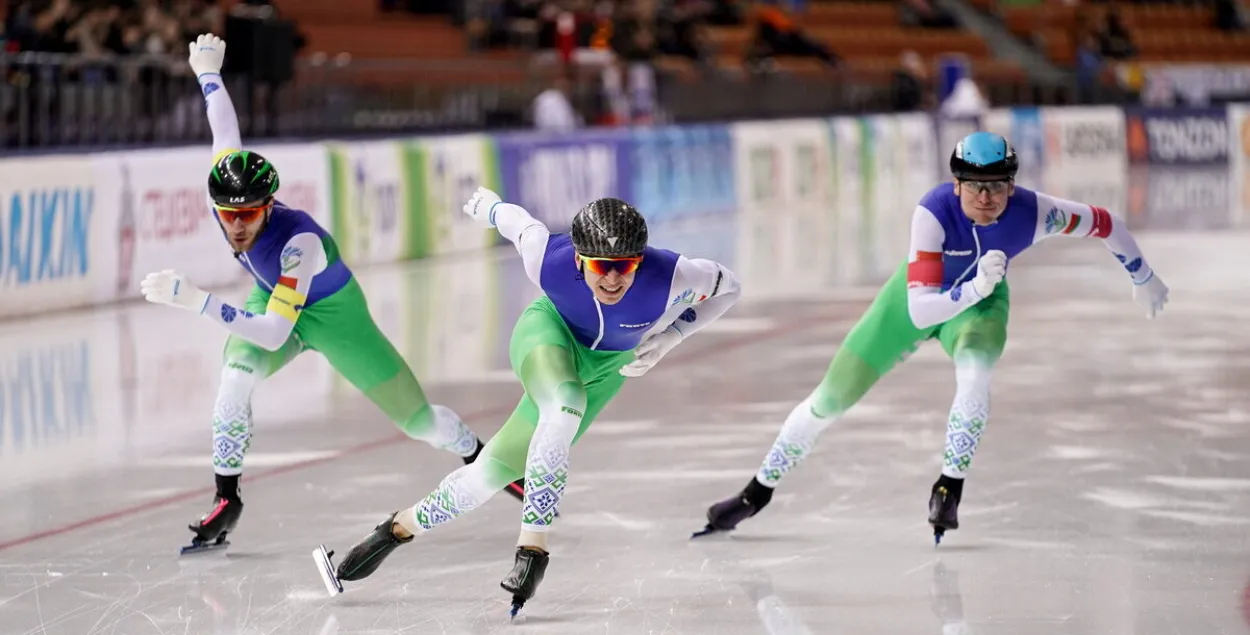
[918,184,1039,290]
[238,204,352,306]
[539,234,680,351]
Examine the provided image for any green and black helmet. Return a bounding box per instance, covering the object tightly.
[208,150,280,206]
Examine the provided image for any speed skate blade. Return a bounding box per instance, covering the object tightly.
[312,544,344,596]
[690,524,729,539]
[180,538,229,556]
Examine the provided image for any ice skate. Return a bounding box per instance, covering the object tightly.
[500,546,549,619]
[692,478,773,538]
[928,477,962,545]
[180,495,242,555]
[329,510,414,585]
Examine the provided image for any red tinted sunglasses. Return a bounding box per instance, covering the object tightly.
[578,254,643,276]
[215,200,271,225]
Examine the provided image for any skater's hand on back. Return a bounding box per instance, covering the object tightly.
[1132,271,1168,319]
[463,186,501,228]
[970,250,1006,299]
[141,269,210,314]
[620,326,683,378]
[188,33,225,77]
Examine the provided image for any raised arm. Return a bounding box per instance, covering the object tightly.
[188,34,242,162]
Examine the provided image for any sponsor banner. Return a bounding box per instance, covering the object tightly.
[629,124,738,225]
[731,119,836,290]
[494,129,634,232]
[829,116,866,285]
[1227,103,1250,228]
[325,140,406,267]
[409,133,501,258]
[864,115,909,281]
[1125,107,1229,166]
[981,107,1011,139]
[100,144,329,302]
[1042,163,1129,222]
[0,155,113,318]
[1009,107,1046,189]
[897,112,941,188]
[1140,64,1250,107]
[1042,106,1127,173]
[1126,165,1232,230]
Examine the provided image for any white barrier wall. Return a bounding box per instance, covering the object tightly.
[0,105,1237,321]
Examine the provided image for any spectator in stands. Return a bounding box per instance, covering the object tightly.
[1096,6,1135,60]
[655,0,714,70]
[890,49,931,111]
[1214,0,1246,31]
[743,0,841,72]
[532,71,581,130]
[900,0,958,30]
[1074,30,1103,103]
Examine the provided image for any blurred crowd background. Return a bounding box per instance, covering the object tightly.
[2,0,1247,148]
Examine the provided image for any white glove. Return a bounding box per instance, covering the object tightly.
[188,33,225,77]
[620,327,683,378]
[140,270,210,314]
[970,250,1007,299]
[1132,272,1168,319]
[462,186,501,228]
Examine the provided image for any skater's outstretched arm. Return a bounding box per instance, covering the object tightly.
[140,232,328,351]
[188,33,242,163]
[660,256,741,339]
[1031,194,1168,318]
[462,187,550,287]
[619,256,741,378]
[905,206,1000,329]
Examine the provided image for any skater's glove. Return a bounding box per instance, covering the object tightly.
[462,186,501,228]
[140,269,210,314]
[970,250,1006,299]
[1132,271,1168,319]
[188,33,225,78]
[620,326,682,378]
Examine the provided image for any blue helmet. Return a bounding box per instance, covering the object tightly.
[949,131,1018,180]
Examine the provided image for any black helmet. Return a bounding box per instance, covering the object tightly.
[208,150,280,206]
[949,131,1018,181]
[570,198,647,258]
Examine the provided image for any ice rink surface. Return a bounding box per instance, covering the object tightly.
[1,207,1249,635]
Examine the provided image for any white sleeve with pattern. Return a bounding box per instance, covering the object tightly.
[197,74,242,163]
[905,205,983,330]
[1032,193,1154,284]
[201,232,327,351]
[652,256,742,339]
[492,202,550,288]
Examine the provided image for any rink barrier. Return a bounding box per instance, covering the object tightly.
[2,105,1246,320]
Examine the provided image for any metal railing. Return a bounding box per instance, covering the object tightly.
[0,51,1130,152]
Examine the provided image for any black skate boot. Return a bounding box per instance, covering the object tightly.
[928,475,963,545]
[501,546,550,619]
[333,510,414,582]
[463,439,527,503]
[692,477,774,538]
[182,494,243,555]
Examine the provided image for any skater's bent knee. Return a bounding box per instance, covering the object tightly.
[217,364,259,401]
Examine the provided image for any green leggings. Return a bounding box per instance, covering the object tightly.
[810,261,1010,418]
[411,296,634,532]
[212,278,468,474]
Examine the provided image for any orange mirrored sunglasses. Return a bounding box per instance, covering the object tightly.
[578,254,643,276]
[214,201,271,225]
